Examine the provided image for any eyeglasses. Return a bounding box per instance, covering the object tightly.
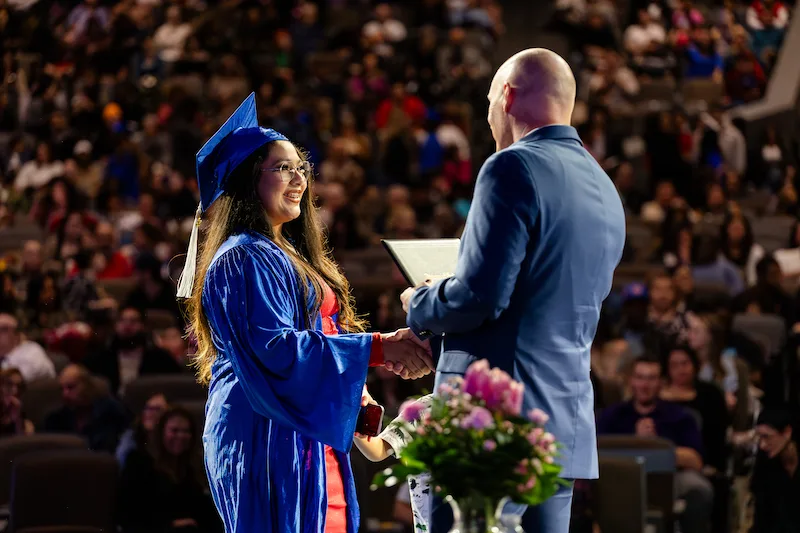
[264,161,312,182]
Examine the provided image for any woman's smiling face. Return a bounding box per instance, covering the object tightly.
[257,141,309,229]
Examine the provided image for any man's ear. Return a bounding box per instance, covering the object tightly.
[503,83,515,114]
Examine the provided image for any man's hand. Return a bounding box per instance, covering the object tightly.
[381,328,434,379]
[635,417,657,437]
[400,287,415,313]
[400,279,434,313]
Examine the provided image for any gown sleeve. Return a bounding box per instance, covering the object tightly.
[203,244,373,453]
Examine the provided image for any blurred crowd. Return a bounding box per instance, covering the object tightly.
[557,0,790,116]
[0,0,501,531]
[0,0,799,532]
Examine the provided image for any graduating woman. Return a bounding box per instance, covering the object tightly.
[177,94,433,533]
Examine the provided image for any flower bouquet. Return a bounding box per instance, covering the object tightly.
[373,360,566,532]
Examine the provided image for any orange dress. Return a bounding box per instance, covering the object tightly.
[320,283,347,533]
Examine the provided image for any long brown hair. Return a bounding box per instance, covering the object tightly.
[186,141,366,384]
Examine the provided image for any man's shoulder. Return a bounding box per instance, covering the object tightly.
[483,146,533,174]
[493,136,588,179]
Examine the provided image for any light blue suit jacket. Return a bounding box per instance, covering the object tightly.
[407,125,626,479]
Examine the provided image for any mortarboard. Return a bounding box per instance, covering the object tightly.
[176,92,288,299]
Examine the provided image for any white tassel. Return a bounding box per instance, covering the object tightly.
[176,204,202,299]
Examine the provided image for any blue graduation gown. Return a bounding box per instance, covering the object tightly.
[201,231,373,533]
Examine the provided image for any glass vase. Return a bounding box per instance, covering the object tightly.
[446,495,525,533]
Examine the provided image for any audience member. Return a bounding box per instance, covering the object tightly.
[597,356,714,533]
[43,364,129,452]
[124,253,182,324]
[686,312,741,410]
[118,406,221,533]
[0,312,56,382]
[647,271,690,347]
[116,392,168,468]
[0,368,34,436]
[720,214,765,286]
[750,406,799,532]
[660,345,730,472]
[83,306,181,396]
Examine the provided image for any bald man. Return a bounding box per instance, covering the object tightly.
[402,49,626,533]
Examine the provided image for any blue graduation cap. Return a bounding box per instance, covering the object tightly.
[196,93,288,211]
[177,92,288,299]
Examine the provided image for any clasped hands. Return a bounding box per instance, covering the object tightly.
[380,328,434,379]
[384,279,439,379]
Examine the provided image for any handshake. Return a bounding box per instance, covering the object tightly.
[380,328,435,380]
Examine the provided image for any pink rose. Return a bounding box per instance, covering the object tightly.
[400,400,425,422]
[502,382,524,416]
[484,368,512,410]
[463,360,491,397]
[525,477,537,490]
[483,440,497,451]
[527,408,550,426]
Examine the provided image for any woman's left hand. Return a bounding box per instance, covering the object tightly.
[361,385,375,407]
[355,385,377,439]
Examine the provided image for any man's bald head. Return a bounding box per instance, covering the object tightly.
[487,48,576,150]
